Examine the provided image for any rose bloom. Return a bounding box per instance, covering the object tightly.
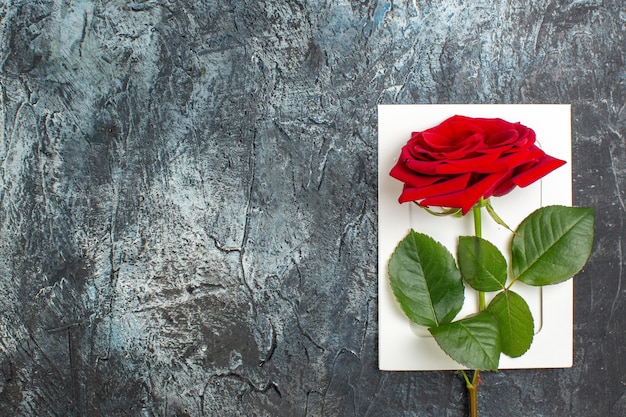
[390,115,566,214]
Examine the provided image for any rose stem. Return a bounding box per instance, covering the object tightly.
[472,202,486,311]
[468,373,479,417]
[468,201,485,417]
[460,370,480,417]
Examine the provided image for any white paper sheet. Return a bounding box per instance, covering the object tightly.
[378,104,573,370]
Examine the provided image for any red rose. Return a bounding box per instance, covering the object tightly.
[389,115,566,214]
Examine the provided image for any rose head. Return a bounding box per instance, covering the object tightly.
[390,115,566,214]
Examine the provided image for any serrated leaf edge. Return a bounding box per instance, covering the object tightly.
[513,206,594,284]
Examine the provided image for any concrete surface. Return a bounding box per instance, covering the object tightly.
[0,1,624,416]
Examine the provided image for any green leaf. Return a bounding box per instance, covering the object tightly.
[487,290,534,358]
[388,230,464,327]
[512,206,595,286]
[429,311,501,370]
[458,236,507,291]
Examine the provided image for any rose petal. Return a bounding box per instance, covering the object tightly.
[493,178,516,196]
[399,144,437,166]
[398,174,471,203]
[432,152,502,174]
[485,128,519,146]
[513,125,536,148]
[510,154,567,188]
[474,146,545,173]
[421,131,457,148]
[420,130,485,153]
[420,174,503,214]
[408,133,484,161]
[402,157,445,175]
[389,161,443,188]
[426,138,485,160]
[445,116,510,140]
[475,117,515,134]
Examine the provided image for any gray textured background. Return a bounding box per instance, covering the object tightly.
[0,1,624,416]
